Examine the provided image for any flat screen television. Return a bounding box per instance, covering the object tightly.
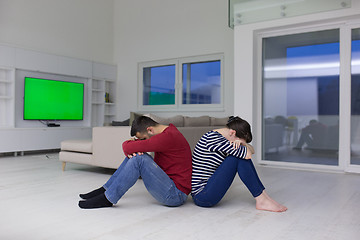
[24,77,84,120]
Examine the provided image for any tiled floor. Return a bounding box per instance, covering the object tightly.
[1,153,359,240]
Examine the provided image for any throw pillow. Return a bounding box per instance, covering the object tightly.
[129,112,144,126]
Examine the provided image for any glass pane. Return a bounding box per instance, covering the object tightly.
[143,65,175,105]
[351,28,360,165]
[182,60,221,104]
[262,29,340,165]
[229,0,351,28]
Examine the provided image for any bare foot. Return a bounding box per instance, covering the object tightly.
[255,191,287,212]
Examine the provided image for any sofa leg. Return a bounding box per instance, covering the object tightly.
[62,162,66,171]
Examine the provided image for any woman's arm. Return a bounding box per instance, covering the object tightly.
[232,140,254,159]
[207,137,248,159]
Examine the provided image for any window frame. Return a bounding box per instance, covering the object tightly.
[138,54,224,112]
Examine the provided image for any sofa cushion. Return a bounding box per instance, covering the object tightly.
[184,116,210,127]
[149,114,184,127]
[61,139,92,153]
[59,151,92,165]
[210,117,228,126]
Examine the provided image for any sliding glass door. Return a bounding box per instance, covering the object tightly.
[262,29,340,166]
[259,23,360,172]
[351,27,360,168]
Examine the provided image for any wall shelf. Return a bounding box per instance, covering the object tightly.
[0,67,15,128]
[90,62,117,127]
[91,78,116,126]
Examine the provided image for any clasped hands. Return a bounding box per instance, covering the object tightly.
[127,152,144,158]
[127,137,144,158]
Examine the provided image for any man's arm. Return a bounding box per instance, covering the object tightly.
[122,138,145,158]
[122,134,167,156]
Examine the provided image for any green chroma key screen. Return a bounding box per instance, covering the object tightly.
[24,77,84,120]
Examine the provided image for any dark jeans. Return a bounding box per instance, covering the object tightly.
[192,156,265,207]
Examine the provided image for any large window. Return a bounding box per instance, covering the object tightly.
[143,65,175,106]
[182,60,221,105]
[139,54,223,111]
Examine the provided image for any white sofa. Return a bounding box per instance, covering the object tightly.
[59,115,228,170]
[60,126,130,170]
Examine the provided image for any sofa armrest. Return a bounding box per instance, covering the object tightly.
[92,126,131,169]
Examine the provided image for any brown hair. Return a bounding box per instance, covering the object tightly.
[226,116,252,143]
[130,116,159,136]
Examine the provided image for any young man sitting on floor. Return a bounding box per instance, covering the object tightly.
[78,116,192,209]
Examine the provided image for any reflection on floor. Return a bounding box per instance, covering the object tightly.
[265,146,360,166]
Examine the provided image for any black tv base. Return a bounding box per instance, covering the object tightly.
[47,123,60,127]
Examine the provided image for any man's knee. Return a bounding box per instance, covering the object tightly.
[126,154,153,167]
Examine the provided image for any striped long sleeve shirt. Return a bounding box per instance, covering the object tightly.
[191,130,247,195]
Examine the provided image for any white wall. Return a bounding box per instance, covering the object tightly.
[1,0,234,121]
[1,0,234,122]
[113,0,234,120]
[0,0,114,64]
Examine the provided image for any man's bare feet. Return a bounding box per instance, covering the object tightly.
[255,191,287,212]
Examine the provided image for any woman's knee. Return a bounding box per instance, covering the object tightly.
[224,155,240,163]
[193,197,218,208]
[192,192,220,207]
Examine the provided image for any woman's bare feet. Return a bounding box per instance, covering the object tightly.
[255,191,287,212]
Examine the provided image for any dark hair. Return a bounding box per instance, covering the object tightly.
[226,116,252,143]
[130,116,159,136]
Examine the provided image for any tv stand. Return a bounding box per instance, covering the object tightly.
[47,123,60,127]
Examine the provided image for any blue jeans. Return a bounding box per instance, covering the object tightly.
[192,156,265,207]
[103,153,187,207]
